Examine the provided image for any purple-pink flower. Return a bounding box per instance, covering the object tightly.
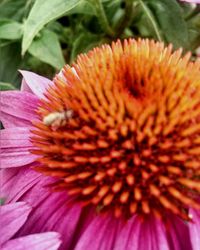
[1,39,200,250]
[0,202,61,250]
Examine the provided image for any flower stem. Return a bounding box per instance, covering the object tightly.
[94,0,115,37]
[115,0,134,37]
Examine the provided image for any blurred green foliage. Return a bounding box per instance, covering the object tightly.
[0,0,199,89]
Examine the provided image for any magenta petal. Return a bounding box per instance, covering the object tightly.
[16,185,83,250]
[20,70,53,98]
[165,214,192,250]
[19,198,83,250]
[114,216,142,250]
[2,232,61,250]
[188,208,200,250]
[1,166,95,250]
[1,148,37,168]
[1,127,33,148]
[0,91,39,128]
[114,215,170,250]
[1,167,44,203]
[0,202,31,245]
[1,127,37,168]
[74,215,122,250]
[75,214,188,250]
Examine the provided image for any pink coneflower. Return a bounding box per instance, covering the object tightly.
[0,202,61,249]
[1,39,200,250]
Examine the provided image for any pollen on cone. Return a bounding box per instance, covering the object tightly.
[31,38,200,220]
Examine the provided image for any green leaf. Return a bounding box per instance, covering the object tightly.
[0,0,35,22]
[145,0,189,48]
[0,82,16,90]
[138,0,162,41]
[180,2,197,19]
[70,31,107,62]
[188,29,200,51]
[0,20,22,40]
[22,0,82,55]
[187,13,200,51]
[28,29,65,69]
[68,1,96,15]
[0,42,22,86]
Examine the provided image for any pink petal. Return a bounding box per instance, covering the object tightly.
[1,127,37,168]
[113,215,142,250]
[0,91,38,128]
[74,215,121,250]
[21,78,32,93]
[1,148,36,168]
[165,214,192,250]
[1,166,96,250]
[0,202,31,245]
[15,184,84,250]
[134,216,172,250]
[1,127,33,148]
[0,113,30,128]
[1,167,45,203]
[75,214,173,250]
[2,232,61,250]
[18,195,83,250]
[20,70,53,98]
[74,213,192,250]
[188,208,200,250]
[17,183,96,250]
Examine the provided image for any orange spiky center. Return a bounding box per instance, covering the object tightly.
[31,39,200,220]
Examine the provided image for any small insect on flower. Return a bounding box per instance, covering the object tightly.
[43,110,73,130]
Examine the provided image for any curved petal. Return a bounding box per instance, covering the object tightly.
[74,214,173,250]
[17,193,84,250]
[0,91,38,128]
[1,128,32,148]
[74,213,192,250]
[165,213,192,250]
[20,70,53,98]
[1,166,95,250]
[0,202,31,245]
[113,216,141,250]
[2,232,61,250]
[1,167,47,203]
[74,214,121,250]
[1,127,37,168]
[188,208,200,250]
[15,182,96,250]
[134,216,171,250]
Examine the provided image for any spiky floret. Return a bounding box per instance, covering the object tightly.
[31,39,200,220]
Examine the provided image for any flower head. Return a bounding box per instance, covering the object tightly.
[1,39,200,250]
[31,39,200,221]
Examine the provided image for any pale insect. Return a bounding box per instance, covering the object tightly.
[43,109,73,130]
